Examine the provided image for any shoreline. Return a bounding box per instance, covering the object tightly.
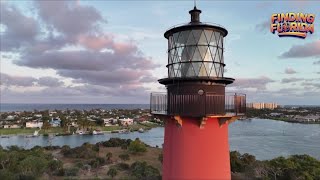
[242,117,320,124]
[0,123,163,136]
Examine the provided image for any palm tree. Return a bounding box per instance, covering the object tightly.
[42,116,51,133]
[106,152,112,161]
[107,167,117,179]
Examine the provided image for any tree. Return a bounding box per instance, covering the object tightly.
[130,161,160,179]
[118,154,130,161]
[106,152,113,161]
[107,167,117,179]
[47,160,63,175]
[230,151,255,173]
[95,118,104,126]
[42,117,51,133]
[60,115,71,133]
[18,156,48,177]
[128,138,147,154]
[158,154,163,164]
[0,169,15,180]
[0,150,9,169]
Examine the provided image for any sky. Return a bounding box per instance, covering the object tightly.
[0,0,319,105]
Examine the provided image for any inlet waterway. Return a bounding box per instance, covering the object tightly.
[1,119,319,160]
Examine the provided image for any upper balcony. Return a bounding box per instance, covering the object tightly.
[150,92,246,117]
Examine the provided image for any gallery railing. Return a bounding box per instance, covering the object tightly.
[150,92,246,117]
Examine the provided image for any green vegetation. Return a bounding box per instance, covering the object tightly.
[100,125,122,131]
[130,161,161,179]
[0,138,319,179]
[107,167,118,179]
[1,108,164,135]
[0,127,64,135]
[119,153,130,161]
[0,146,63,179]
[0,124,161,135]
[106,152,113,161]
[246,107,320,124]
[230,151,320,180]
[100,138,132,148]
[128,138,147,154]
[61,143,99,159]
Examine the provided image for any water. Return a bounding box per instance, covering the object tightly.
[1,119,319,160]
[229,119,320,160]
[0,103,149,112]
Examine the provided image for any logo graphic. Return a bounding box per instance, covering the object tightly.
[270,13,315,38]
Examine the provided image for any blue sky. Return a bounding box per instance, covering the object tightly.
[0,0,319,105]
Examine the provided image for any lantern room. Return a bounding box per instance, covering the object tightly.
[150,6,246,117]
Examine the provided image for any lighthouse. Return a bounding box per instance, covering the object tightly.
[150,5,246,180]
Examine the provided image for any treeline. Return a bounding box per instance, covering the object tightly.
[0,146,64,179]
[0,138,159,179]
[230,151,320,180]
[0,138,319,179]
[246,107,320,119]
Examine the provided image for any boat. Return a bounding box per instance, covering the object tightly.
[119,129,129,134]
[34,130,39,136]
[92,130,104,135]
[138,128,144,133]
[76,130,89,135]
[25,130,39,138]
[1,135,10,138]
[77,131,86,135]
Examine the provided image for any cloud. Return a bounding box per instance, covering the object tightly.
[1,81,150,104]
[0,3,39,51]
[314,60,320,65]
[226,86,320,105]
[229,76,275,90]
[301,82,320,89]
[284,67,297,74]
[1,1,159,103]
[279,40,320,59]
[281,78,304,83]
[0,73,64,87]
[37,77,64,87]
[0,73,37,87]
[34,1,104,37]
[255,20,269,32]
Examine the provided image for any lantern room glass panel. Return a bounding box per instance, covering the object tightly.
[167,29,224,78]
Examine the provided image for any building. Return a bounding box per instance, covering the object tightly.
[103,118,115,126]
[5,115,15,121]
[34,114,42,118]
[294,115,320,122]
[50,118,61,127]
[118,118,133,126]
[150,5,246,180]
[247,102,278,109]
[26,120,43,128]
[3,124,21,129]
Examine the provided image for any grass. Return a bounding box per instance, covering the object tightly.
[100,126,122,131]
[0,123,162,135]
[60,146,162,179]
[0,127,64,135]
[100,123,161,132]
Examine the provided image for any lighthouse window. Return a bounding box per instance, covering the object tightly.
[177,30,190,46]
[167,29,224,78]
[198,31,207,45]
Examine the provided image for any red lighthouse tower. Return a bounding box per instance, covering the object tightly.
[150,5,246,180]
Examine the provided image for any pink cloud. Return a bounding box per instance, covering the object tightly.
[78,34,114,50]
[279,40,320,59]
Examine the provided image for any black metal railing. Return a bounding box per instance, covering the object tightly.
[150,92,246,117]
